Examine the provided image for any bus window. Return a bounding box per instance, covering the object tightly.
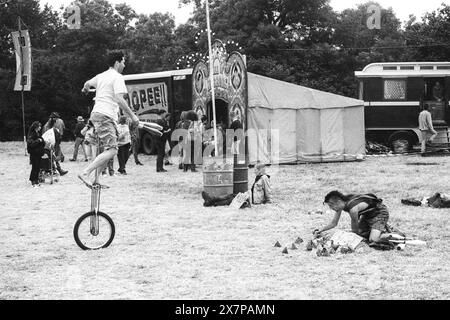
[424,79,445,101]
[383,79,406,100]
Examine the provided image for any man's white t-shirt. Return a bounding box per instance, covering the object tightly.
[90,68,128,121]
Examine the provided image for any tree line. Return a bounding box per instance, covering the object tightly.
[0,0,449,140]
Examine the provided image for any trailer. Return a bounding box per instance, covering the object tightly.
[123,69,193,154]
[355,62,450,150]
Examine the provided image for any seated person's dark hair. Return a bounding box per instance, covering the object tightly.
[201,115,207,122]
[106,50,125,67]
[324,190,347,204]
[423,104,429,110]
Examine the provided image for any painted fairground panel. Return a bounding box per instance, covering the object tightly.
[192,40,247,130]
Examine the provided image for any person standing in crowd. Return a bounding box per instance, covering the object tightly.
[155,112,171,172]
[200,115,208,155]
[78,50,139,187]
[418,104,438,154]
[163,113,173,166]
[184,110,200,172]
[229,110,243,156]
[27,121,46,187]
[81,120,97,163]
[43,112,65,162]
[175,111,190,170]
[117,116,131,175]
[129,121,143,166]
[42,112,65,162]
[43,118,68,176]
[70,116,88,162]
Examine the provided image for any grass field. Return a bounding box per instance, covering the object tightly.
[0,141,449,300]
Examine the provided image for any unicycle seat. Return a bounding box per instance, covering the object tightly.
[91,182,110,190]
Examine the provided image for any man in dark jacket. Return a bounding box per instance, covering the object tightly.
[155,113,171,172]
[27,121,46,187]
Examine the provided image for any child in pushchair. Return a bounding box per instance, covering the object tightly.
[38,146,68,183]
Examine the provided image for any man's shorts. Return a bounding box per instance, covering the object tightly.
[421,129,437,142]
[358,203,389,238]
[90,112,118,150]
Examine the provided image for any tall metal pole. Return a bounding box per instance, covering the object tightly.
[18,17,27,156]
[206,0,218,156]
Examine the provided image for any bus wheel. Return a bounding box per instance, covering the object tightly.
[142,132,156,155]
[387,131,416,152]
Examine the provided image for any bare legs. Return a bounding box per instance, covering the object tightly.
[78,148,117,187]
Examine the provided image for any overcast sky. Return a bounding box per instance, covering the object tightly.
[42,0,447,25]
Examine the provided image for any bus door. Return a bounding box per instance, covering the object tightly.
[424,78,446,125]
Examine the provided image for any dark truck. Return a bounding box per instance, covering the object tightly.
[123,69,193,154]
[355,62,450,150]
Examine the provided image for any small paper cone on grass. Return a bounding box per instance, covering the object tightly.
[274,241,282,248]
[291,244,298,250]
[282,247,289,254]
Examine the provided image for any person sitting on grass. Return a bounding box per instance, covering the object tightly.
[202,162,273,207]
[315,191,390,244]
[251,162,272,205]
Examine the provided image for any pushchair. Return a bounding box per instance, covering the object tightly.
[38,147,60,184]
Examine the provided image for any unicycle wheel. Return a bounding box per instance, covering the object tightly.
[73,211,115,250]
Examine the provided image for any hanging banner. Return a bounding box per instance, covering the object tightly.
[11,30,32,91]
[124,82,169,121]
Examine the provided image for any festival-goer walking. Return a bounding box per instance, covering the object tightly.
[155,112,171,172]
[229,111,243,156]
[81,120,97,163]
[43,118,68,176]
[163,113,173,166]
[184,111,200,172]
[175,111,190,170]
[418,104,438,154]
[43,112,65,162]
[117,116,131,175]
[70,116,88,162]
[78,50,139,187]
[27,121,46,187]
[129,121,143,165]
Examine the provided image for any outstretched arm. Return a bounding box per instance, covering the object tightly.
[115,93,139,126]
[314,210,342,237]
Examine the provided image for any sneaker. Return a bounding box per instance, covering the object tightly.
[157,169,168,172]
[136,161,143,166]
[69,159,76,162]
[84,159,88,162]
[59,170,68,176]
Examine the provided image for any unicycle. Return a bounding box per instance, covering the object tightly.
[73,139,115,250]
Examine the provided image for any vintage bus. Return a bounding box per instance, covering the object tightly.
[355,62,450,150]
[123,69,193,154]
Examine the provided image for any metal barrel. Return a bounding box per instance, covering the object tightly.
[203,156,234,198]
[233,154,248,194]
